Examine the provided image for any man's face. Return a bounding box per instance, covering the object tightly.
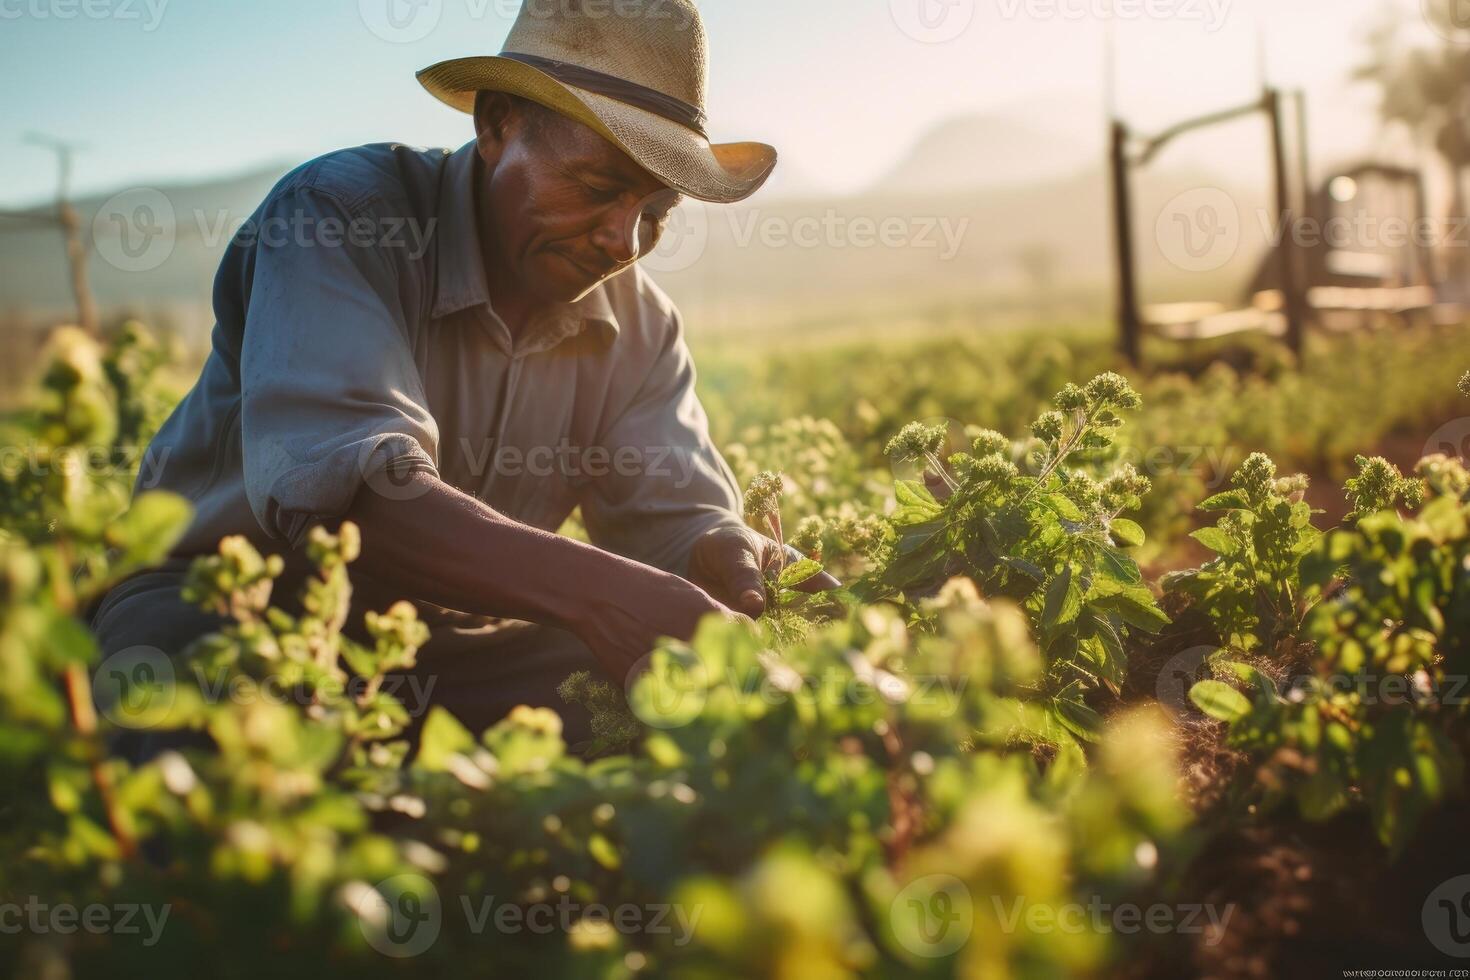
[476,96,680,305]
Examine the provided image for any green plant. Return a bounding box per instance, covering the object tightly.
[9,322,1470,976]
[1186,454,1470,855]
[1162,452,1319,652]
[865,374,1169,740]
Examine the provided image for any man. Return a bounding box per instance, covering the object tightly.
[91,0,834,745]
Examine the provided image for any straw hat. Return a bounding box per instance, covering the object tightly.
[417,0,777,204]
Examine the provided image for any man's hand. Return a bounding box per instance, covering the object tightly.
[349,472,746,686]
[689,525,841,619]
[567,567,745,685]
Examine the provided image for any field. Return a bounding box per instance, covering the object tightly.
[3,315,1470,978]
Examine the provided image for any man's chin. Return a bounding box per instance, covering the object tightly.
[530,256,605,304]
[539,263,631,305]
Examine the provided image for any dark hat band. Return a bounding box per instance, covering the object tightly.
[500,51,709,139]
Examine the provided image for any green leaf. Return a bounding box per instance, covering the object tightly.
[1043,566,1082,626]
[1091,586,1171,633]
[1082,626,1126,693]
[777,558,823,589]
[588,832,623,870]
[1189,680,1253,722]
[1297,767,1348,821]
[1291,527,1323,556]
[1052,694,1103,742]
[999,555,1045,581]
[42,611,98,668]
[1094,544,1144,586]
[339,641,377,682]
[415,707,475,773]
[893,480,943,522]
[1109,518,1145,548]
[107,491,192,571]
[48,762,89,814]
[881,521,948,588]
[1190,526,1238,556]
[1413,575,1445,634]
[1042,493,1084,522]
[1198,489,1250,511]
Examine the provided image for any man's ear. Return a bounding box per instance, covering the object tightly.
[473,91,516,162]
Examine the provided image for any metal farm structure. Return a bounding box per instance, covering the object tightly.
[1108,85,1461,368]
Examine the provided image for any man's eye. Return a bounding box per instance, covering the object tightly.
[581,179,621,201]
[644,203,677,230]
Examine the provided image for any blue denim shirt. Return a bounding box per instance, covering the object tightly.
[140,140,742,576]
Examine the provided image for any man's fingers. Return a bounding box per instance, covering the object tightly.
[710,530,767,618]
[736,589,765,617]
[724,608,757,629]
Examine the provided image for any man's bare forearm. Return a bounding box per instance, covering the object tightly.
[345,471,645,630]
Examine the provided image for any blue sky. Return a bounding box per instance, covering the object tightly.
[0,0,1441,207]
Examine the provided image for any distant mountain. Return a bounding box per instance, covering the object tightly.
[873,96,1108,197]
[649,161,1272,329]
[0,164,290,346]
[875,117,1088,197]
[0,111,1273,340]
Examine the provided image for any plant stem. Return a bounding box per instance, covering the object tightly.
[766,512,786,574]
[1022,408,1092,507]
[878,717,919,867]
[50,537,139,859]
[64,661,137,860]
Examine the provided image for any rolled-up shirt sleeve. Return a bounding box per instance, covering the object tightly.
[580,313,744,575]
[238,187,439,546]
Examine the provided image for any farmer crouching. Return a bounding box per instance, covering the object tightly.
[90,0,834,749]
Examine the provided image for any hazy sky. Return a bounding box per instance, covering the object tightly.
[0,0,1445,207]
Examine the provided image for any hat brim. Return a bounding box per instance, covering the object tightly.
[417,56,777,205]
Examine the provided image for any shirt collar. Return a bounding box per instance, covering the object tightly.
[431,141,620,345]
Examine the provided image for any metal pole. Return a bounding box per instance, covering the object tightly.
[1110,120,1142,366]
[1266,89,1305,360]
[1293,90,1311,219]
[1411,170,1433,287]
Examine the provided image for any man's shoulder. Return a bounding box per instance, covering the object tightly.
[263,142,455,216]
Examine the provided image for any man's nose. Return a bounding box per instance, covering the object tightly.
[590,204,643,265]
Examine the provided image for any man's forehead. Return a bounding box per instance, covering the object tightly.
[541,114,670,192]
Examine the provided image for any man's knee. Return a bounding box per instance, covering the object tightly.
[89,570,226,764]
